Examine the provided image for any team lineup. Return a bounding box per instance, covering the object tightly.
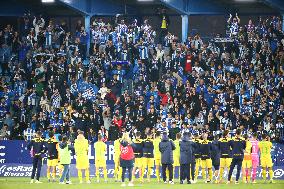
[26,129,274,186]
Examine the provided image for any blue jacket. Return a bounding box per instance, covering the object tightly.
[179,136,196,164]
[159,135,175,164]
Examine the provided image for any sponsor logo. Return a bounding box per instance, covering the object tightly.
[0,165,33,177]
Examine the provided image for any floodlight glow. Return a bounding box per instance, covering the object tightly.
[42,0,55,3]
[234,0,256,2]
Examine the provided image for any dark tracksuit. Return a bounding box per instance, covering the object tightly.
[192,138,201,180]
[211,140,220,170]
[228,136,246,181]
[45,137,58,162]
[142,138,154,158]
[27,137,46,180]
[159,135,176,182]
[179,136,195,182]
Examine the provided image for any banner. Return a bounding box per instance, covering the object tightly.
[0,140,284,179]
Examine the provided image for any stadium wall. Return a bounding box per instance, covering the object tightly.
[0,140,284,179]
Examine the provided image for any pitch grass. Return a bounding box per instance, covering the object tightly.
[0,177,284,189]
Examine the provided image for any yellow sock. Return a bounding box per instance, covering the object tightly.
[86,169,90,181]
[52,171,56,179]
[47,169,50,180]
[262,168,266,180]
[156,167,160,181]
[96,168,99,179]
[202,169,206,179]
[219,167,224,181]
[269,168,273,180]
[118,168,122,181]
[103,168,107,180]
[195,165,199,180]
[115,166,119,180]
[247,173,251,182]
[209,169,213,181]
[141,167,145,181]
[78,170,83,182]
[147,168,151,180]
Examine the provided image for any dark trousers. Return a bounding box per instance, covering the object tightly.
[228,158,243,181]
[31,156,42,180]
[180,164,191,181]
[191,162,196,180]
[122,167,133,182]
[162,164,173,182]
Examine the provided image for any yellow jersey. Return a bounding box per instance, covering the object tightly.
[259,140,272,159]
[94,141,106,160]
[114,139,121,157]
[173,139,180,157]
[244,140,252,160]
[74,138,89,156]
[153,138,161,158]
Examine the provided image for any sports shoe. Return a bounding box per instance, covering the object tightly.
[59,182,65,184]
[164,181,168,184]
[235,181,239,184]
[66,181,72,184]
[226,181,231,184]
[180,180,183,184]
[35,180,42,184]
[30,179,34,184]
[252,180,257,184]
[206,179,211,183]
[121,182,126,187]
[79,181,83,184]
[48,179,51,183]
[192,179,197,184]
[97,179,100,183]
[244,180,248,184]
[128,182,134,187]
[86,180,91,184]
[169,181,174,184]
[269,179,275,184]
[187,180,191,184]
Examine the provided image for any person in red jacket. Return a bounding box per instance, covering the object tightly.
[120,132,135,186]
[159,91,172,106]
[113,114,123,130]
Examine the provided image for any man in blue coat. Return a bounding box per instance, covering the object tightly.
[179,132,196,184]
[159,132,176,184]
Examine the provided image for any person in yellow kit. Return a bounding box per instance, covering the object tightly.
[153,131,161,182]
[74,131,91,184]
[141,133,155,182]
[218,130,232,183]
[199,132,213,183]
[132,132,143,182]
[94,134,108,182]
[114,136,122,182]
[173,133,181,180]
[242,134,252,183]
[45,131,58,182]
[259,134,274,183]
[192,132,201,183]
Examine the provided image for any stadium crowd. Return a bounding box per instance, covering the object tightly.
[0,12,284,143]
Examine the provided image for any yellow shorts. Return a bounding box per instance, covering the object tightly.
[260,157,273,168]
[142,158,154,168]
[47,159,58,167]
[220,158,232,168]
[242,159,252,168]
[195,158,201,167]
[201,159,212,169]
[95,159,106,168]
[173,156,180,167]
[76,156,89,169]
[134,158,143,168]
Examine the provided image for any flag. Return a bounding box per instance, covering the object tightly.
[82,87,97,100]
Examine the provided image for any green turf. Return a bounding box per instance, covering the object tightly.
[0,178,284,189]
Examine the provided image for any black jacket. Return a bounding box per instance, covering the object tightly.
[179,136,195,164]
